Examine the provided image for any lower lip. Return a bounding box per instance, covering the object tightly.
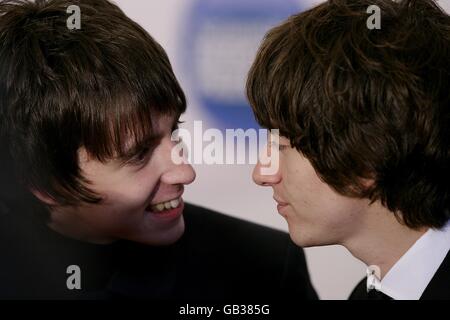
[145,198,184,221]
[277,203,289,216]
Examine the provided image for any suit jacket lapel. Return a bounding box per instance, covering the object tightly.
[420,250,450,300]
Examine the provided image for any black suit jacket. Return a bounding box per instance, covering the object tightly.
[349,251,450,300]
[0,202,318,300]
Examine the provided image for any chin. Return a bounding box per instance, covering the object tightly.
[289,233,309,247]
[159,217,186,245]
[289,227,337,248]
[150,216,185,246]
[287,223,322,248]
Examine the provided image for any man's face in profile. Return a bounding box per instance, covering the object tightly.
[252,136,372,248]
[43,115,196,246]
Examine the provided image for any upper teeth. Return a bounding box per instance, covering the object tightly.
[150,198,181,212]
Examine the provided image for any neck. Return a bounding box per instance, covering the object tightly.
[343,203,428,279]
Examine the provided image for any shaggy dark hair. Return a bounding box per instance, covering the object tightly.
[247,0,450,228]
[0,0,186,206]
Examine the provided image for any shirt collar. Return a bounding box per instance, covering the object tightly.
[368,220,450,300]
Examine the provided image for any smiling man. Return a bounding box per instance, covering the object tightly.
[41,114,191,247]
[247,0,450,300]
[0,0,317,300]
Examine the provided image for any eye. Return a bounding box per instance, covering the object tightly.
[128,146,153,166]
[270,140,286,151]
[136,147,150,161]
[172,120,183,132]
[270,140,288,151]
[170,120,184,141]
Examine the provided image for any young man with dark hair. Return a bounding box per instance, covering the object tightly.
[0,0,317,300]
[247,0,450,300]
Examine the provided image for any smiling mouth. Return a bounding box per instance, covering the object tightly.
[146,197,182,213]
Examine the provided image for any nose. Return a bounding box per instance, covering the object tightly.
[252,159,281,186]
[160,138,196,186]
[161,162,196,186]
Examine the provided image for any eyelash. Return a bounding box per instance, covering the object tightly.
[270,140,288,151]
[173,121,182,132]
[136,147,151,161]
[128,147,152,166]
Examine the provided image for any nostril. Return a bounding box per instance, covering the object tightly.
[252,165,262,184]
[252,174,266,186]
[186,167,196,185]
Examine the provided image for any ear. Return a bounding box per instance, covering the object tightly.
[360,177,375,187]
[30,189,59,206]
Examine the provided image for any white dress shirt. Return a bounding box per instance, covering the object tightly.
[366,220,450,300]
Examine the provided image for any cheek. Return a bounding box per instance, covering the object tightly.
[282,162,362,224]
[79,184,152,227]
[105,188,147,208]
[77,181,154,222]
[101,179,156,210]
[281,162,323,209]
[93,168,161,208]
[307,192,367,238]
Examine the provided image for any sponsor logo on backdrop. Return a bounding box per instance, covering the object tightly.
[182,0,303,130]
